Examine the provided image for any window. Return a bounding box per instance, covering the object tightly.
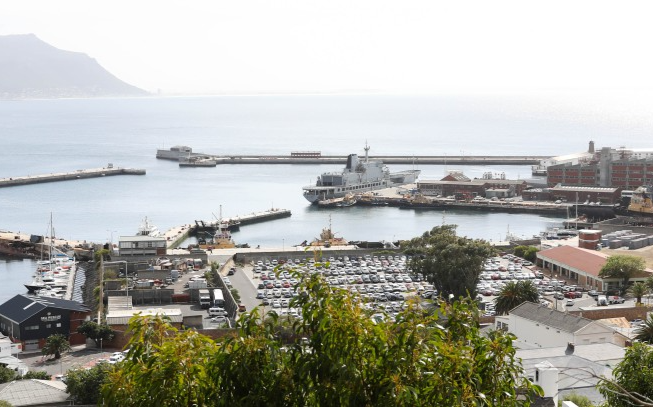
[25,325,39,330]
[56,323,61,328]
[45,324,51,329]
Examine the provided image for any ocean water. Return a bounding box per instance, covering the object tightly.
[1,93,651,303]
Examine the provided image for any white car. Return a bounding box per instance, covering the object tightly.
[108,354,125,364]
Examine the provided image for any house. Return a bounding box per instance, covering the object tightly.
[0,379,69,406]
[536,245,653,292]
[0,295,91,351]
[495,302,617,348]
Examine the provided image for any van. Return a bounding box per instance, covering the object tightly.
[208,307,228,317]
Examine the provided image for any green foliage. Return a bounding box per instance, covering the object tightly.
[559,392,594,407]
[628,281,648,304]
[77,321,115,347]
[94,249,111,264]
[598,342,653,406]
[494,280,540,315]
[41,333,71,359]
[21,371,50,380]
[513,246,538,263]
[0,367,49,384]
[66,362,112,405]
[0,400,11,407]
[402,225,495,299]
[230,288,241,303]
[599,255,646,294]
[633,314,653,344]
[101,271,541,406]
[0,366,17,384]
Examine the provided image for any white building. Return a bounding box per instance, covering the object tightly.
[495,302,616,348]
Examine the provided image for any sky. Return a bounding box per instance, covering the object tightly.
[3,1,653,96]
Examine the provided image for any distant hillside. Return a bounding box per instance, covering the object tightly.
[0,34,148,99]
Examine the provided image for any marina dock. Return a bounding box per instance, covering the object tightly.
[0,166,146,188]
[157,148,546,166]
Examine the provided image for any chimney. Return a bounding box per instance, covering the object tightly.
[565,342,575,355]
[534,361,559,406]
[588,140,595,153]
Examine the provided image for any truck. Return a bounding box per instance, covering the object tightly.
[199,289,211,308]
[597,295,608,306]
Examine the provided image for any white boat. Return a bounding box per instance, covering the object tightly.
[137,216,161,237]
[302,145,420,203]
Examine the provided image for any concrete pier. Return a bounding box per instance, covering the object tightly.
[0,166,146,188]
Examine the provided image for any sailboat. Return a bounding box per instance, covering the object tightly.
[24,214,74,294]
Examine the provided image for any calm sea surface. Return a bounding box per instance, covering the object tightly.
[1,94,651,303]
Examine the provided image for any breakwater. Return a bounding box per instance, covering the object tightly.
[0,166,146,188]
[157,148,545,166]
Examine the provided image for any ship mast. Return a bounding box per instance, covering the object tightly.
[364,142,370,163]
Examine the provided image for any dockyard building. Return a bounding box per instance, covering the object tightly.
[118,235,167,256]
[417,172,528,199]
[548,185,621,205]
[0,295,91,351]
[547,146,653,189]
[536,245,653,292]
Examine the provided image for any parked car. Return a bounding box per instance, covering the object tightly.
[238,303,247,312]
[588,290,599,297]
[566,299,574,306]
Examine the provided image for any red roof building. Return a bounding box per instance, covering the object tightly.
[536,245,653,292]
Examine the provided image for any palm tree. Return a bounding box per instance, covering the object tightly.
[494,280,539,316]
[628,282,649,305]
[634,315,653,344]
[41,333,71,359]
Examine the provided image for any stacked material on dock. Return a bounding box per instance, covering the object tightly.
[600,230,653,250]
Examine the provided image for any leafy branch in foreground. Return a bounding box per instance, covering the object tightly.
[102,271,541,406]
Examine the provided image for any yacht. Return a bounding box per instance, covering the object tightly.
[137,217,161,237]
[302,145,420,203]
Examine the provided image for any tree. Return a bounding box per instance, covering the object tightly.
[41,333,71,359]
[0,366,17,384]
[494,281,540,315]
[628,282,649,305]
[101,272,541,406]
[66,362,112,405]
[22,371,50,380]
[402,225,495,299]
[598,342,653,406]
[633,315,653,344]
[513,245,538,261]
[599,255,646,294]
[77,320,115,347]
[559,392,594,406]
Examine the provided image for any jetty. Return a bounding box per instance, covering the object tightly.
[0,165,146,188]
[191,208,292,235]
[157,147,545,166]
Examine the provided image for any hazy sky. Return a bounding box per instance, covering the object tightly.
[3,1,653,95]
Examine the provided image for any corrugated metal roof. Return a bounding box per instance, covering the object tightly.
[0,379,68,406]
[510,302,593,333]
[106,308,184,325]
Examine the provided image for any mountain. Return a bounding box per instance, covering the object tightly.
[0,34,148,99]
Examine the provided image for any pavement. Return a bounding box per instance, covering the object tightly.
[18,345,114,378]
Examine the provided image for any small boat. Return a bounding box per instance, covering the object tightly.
[310,216,349,248]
